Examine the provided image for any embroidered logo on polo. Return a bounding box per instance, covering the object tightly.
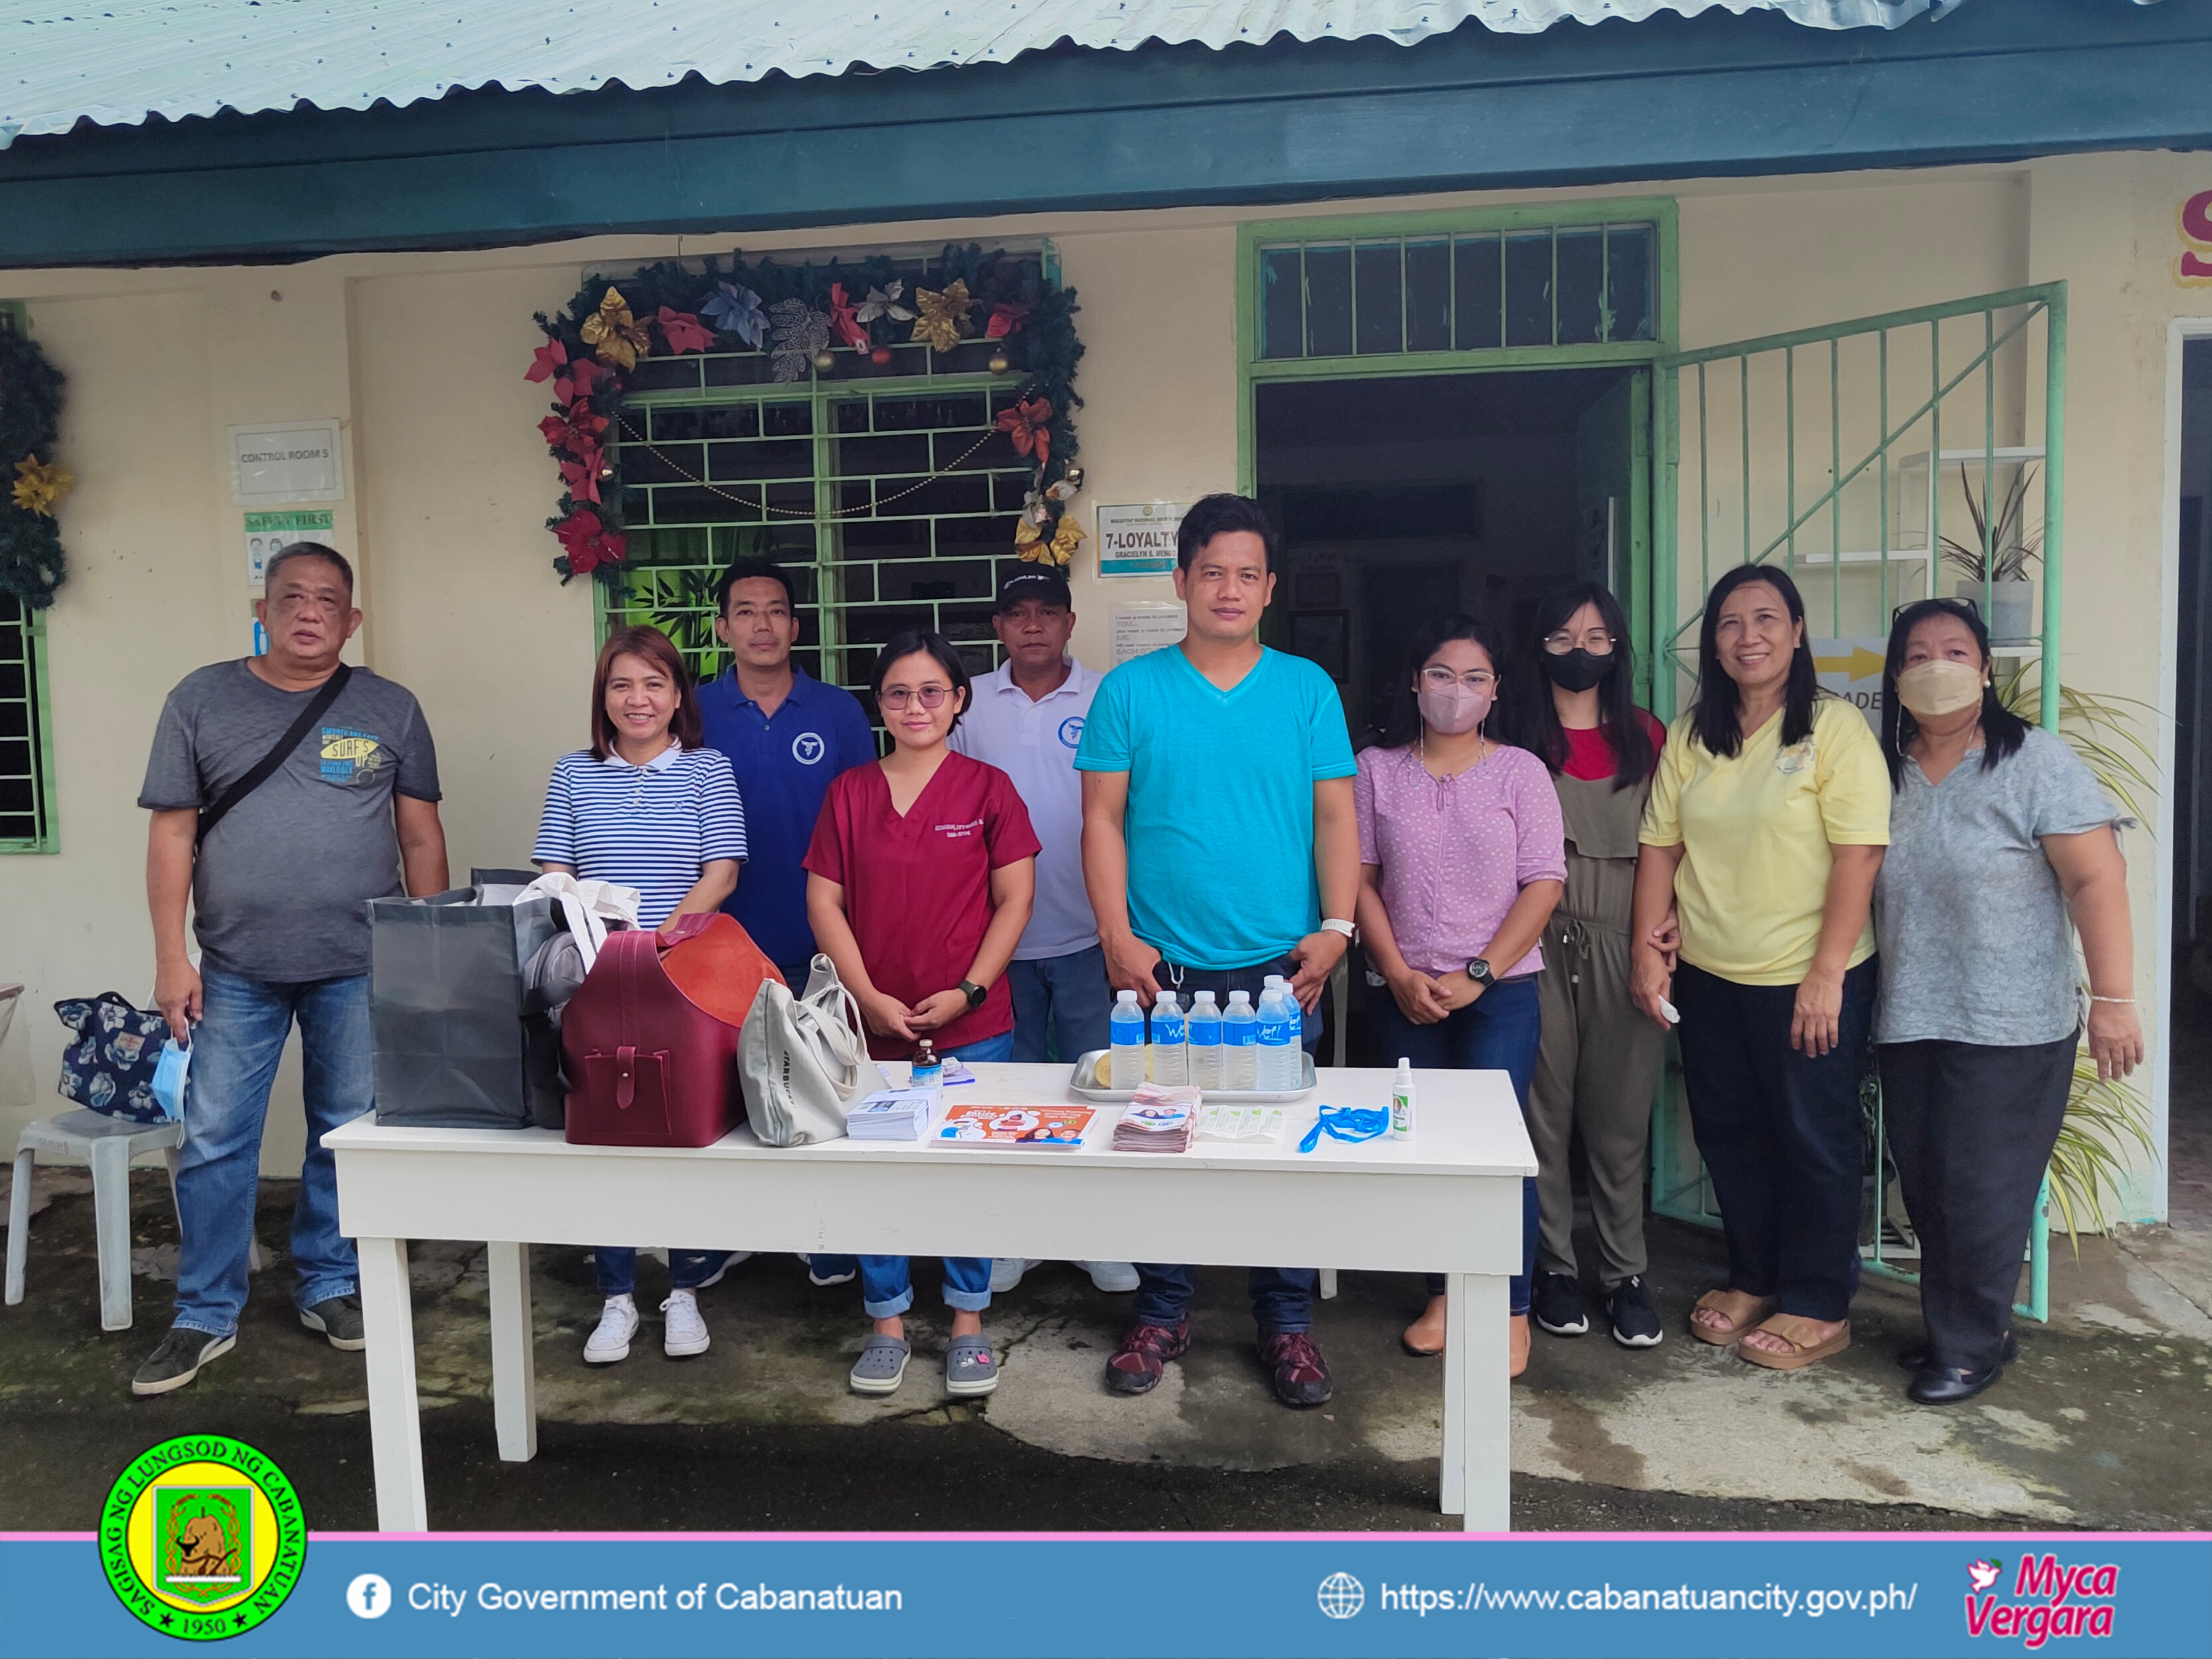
[318,726,388,785]
[791,732,827,765]
[1058,715,1085,750]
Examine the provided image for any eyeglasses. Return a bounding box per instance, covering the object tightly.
[1892,597,1980,622]
[1541,630,1615,656]
[1419,666,1497,692]
[878,685,953,711]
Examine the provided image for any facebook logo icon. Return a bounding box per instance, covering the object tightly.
[346,1573,392,1619]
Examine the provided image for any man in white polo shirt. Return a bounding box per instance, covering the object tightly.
[952,568,1135,1296]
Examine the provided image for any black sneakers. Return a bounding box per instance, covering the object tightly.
[300,1294,367,1351]
[1531,1271,1590,1337]
[131,1327,236,1397]
[1606,1277,1664,1348]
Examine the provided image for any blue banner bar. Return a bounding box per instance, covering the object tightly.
[4,1534,2206,1658]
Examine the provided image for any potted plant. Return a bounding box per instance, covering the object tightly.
[1939,462,2040,642]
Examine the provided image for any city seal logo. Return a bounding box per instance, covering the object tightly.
[1317,1571,1365,1620]
[1058,715,1085,750]
[100,1435,305,1641]
[792,731,827,765]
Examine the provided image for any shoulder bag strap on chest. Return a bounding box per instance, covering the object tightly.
[196,664,354,848]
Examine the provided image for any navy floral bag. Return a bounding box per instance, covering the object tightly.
[55,993,172,1124]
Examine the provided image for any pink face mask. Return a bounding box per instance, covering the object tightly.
[1418,682,1493,736]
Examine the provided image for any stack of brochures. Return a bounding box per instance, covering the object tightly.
[933,1104,1096,1149]
[1196,1103,1288,1144]
[845,1091,939,1142]
[1113,1083,1200,1153]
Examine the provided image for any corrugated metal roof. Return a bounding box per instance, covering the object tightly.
[0,0,1974,146]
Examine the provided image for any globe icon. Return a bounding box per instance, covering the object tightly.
[1317,1571,1365,1620]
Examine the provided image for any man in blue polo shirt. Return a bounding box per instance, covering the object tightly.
[696,558,876,988]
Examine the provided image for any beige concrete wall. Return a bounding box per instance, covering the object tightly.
[0,162,2194,1216]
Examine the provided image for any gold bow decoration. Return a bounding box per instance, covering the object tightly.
[1016,512,1084,567]
[11,455,73,516]
[910,279,976,354]
[580,287,652,370]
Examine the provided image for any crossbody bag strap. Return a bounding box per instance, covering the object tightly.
[196,664,353,849]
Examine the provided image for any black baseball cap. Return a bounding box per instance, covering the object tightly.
[994,568,1073,612]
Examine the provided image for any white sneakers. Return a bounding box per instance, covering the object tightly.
[583,1295,640,1364]
[992,1259,1142,1293]
[990,1258,1044,1293]
[582,1290,711,1363]
[660,1290,710,1357]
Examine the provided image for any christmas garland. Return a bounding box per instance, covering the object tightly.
[0,321,71,609]
[528,246,1084,585]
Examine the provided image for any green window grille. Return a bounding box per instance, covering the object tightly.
[600,362,1044,722]
[0,590,55,852]
[1256,220,1657,361]
[0,300,57,853]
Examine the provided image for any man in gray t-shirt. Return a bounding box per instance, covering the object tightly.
[129,543,449,1397]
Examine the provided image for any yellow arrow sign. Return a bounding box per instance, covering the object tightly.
[1813,647,1888,681]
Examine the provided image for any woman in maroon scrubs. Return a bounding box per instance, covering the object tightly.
[805,629,1040,1398]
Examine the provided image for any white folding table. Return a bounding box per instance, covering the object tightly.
[325,1062,1534,1532]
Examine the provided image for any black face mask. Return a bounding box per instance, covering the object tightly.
[1541,649,1616,693]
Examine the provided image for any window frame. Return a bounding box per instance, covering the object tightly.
[0,298,59,855]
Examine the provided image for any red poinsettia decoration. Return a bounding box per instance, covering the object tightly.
[539,404,608,455]
[525,336,570,386]
[826,282,869,351]
[554,508,626,576]
[656,307,715,355]
[986,301,1032,340]
[995,397,1053,467]
[557,453,606,505]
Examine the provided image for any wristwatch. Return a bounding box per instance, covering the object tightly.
[958,979,987,1010]
[1465,958,1496,988]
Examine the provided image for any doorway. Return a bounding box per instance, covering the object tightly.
[2170,336,2212,1228]
[1254,367,1642,741]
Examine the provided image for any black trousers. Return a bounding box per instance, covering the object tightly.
[1876,1034,2075,1372]
[1673,958,1877,1323]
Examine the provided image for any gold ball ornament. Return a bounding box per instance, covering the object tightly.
[813,347,837,373]
[988,348,1011,375]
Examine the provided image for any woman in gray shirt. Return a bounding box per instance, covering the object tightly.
[1873,598,2141,1405]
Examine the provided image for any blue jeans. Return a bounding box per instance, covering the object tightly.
[173,968,374,1339]
[1376,977,1542,1316]
[1136,952,1320,1333]
[1007,946,1113,1064]
[594,1248,728,1298]
[809,1028,1016,1302]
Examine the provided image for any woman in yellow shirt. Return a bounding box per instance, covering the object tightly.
[1630,565,1889,1371]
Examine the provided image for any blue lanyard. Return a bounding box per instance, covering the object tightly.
[1297,1103,1390,1153]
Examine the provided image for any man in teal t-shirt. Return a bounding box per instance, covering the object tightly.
[1076,492,1358,1411]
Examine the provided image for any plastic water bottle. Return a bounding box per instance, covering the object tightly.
[1222,990,1259,1091]
[1187,991,1223,1092]
[1256,985,1300,1092]
[1391,1057,1416,1139]
[1110,990,1146,1090]
[1263,973,1303,1053]
[1150,991,1189,1086]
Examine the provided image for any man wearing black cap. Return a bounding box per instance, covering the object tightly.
[950,568,1136,1297]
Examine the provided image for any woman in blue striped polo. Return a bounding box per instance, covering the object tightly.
[533,624,747,1365]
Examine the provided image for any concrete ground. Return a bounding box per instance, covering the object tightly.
[2,1161,2206,1534]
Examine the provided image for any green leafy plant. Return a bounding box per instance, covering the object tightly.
[1939,461,2041,585]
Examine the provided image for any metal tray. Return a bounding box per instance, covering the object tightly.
[1067,1050,1316,1103]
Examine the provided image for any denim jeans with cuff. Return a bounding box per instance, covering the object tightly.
[594,1248,730,1298]
[172,968,374,1339]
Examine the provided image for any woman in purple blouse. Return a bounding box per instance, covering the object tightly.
[1353,614,1565,1371]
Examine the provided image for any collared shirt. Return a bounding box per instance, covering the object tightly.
[697,666,877,971]
[531,742,747,929]
[948,657,1100,960]
[802,753,1042,1060]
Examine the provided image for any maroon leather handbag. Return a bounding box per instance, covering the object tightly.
[560,914,782,1148]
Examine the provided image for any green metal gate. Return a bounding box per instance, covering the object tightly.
[1646,283,2068,1320]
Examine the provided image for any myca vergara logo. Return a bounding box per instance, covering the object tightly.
[1964,1554,2118,1647]
[99,1435,306,1641]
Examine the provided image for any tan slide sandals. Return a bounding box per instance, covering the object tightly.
[1737,1313,1851,1371]
[1690,1289,1776,1347]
